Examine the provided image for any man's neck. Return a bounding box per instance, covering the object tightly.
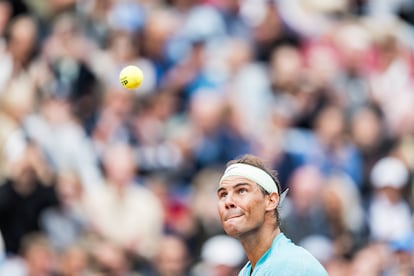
[240,226,281,271]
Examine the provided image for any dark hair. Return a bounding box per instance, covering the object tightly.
[226,154,282,226]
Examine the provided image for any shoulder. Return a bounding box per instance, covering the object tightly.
[262,234,328,275]
[258,264,328,276]
[259,252,328,276]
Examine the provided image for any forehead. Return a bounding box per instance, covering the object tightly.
[218,176,256,189]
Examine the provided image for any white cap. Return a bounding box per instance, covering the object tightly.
[201,235,245,267]
[370,157,409,189]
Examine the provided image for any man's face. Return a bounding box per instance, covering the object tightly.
[217,176,268,238]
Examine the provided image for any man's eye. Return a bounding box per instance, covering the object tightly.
[218,192,227,199]
[239,188,247,194]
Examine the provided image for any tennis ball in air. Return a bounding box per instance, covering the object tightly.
[119,65,144,89]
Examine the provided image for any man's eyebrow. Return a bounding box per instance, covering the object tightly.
[217,182,252,194]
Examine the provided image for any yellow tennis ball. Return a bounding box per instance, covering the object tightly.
[119,65,144,89]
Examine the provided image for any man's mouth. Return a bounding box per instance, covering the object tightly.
[225,214,243,221]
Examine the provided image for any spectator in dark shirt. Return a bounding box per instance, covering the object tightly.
[0,143,58,254]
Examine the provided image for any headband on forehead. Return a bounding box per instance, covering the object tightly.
[220,163,279,194]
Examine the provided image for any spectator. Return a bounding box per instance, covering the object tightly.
[349,105,392,195]
[39,170,88,252]
[367,156,412,243]
[284,104,363,186]
[58,243,91,276]
[321,173,369,258]
[190,167,226,255]
[348,243,390,276]
[280,165,329,243]
[192,234,245,276]
[150,234,192,276]
[88,239,136,276]
[0,232,57,276]
[187,89,251,169]
[24,94,104,192]
[83,142,164,261]
[0,14,38,92]
[0,144,58,254]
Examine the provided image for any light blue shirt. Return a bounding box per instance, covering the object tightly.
[239,233,328,276]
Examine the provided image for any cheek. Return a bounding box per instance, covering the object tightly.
[245,199,266,219]
[217,202,226,219]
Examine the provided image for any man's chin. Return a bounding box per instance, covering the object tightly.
[224,229,241,238]
[223,222,242,237]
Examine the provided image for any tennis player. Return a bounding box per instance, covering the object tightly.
[217,154,328,275]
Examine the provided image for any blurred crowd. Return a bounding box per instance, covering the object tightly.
[0,0,414,275]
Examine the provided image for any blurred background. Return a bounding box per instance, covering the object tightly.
[0,0,413,275]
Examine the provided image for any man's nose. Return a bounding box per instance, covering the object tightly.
[224,194,236,209]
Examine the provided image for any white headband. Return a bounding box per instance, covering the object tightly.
[220,163,279,194]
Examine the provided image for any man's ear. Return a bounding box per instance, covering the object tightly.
[265,192,279,211]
